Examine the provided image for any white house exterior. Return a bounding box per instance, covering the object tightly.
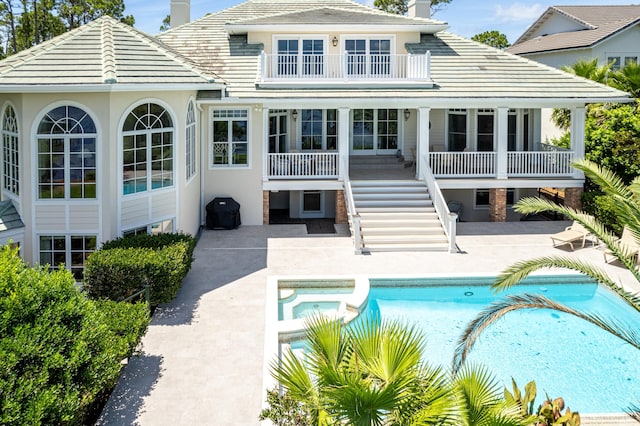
[0,0,632,268]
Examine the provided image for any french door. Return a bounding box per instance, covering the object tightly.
[351,109,399,155]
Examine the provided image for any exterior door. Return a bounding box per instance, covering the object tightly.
[351,108,399,155]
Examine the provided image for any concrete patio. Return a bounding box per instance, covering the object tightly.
[98,221,639,425]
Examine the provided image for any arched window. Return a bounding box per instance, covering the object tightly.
[122,103,174,195]
[2,105,19,195]
[37,105,97,199]
[186,101,196,180]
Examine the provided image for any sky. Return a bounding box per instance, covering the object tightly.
[128,0,636,43]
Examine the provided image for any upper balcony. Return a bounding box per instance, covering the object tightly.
[258,51,433,88]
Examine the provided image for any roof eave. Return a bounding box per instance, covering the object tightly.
[225,23,449,35]
[0,82,226,93]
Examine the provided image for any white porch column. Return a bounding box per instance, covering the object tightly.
[338,107,350,179]
[262,108,269,182]
[570,106,586,179]
[416,107,430,179]
[495,107,509,179]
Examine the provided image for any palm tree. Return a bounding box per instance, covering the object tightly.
[453,159,640,374]
[610,61,640,98]
[269,315,536,425]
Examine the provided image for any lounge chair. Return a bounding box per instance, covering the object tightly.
[550,221,590,250]
[603,225,640,264]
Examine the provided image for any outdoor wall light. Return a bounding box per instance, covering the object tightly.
[404,108,411,121]
[332,36,339,47]
[292,109,298,121]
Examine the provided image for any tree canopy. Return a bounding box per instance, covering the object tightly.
[374,0,452,16]
[471,30,510,49]
[0,0,134,58]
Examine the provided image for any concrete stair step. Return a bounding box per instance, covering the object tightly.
[353,193,430,201]
[351,180,423,187]
[363,234,448,243]
[359,219,441,227]
[352,186,428,194]
[360,227,445,236]
[355,200,433,208]
[357,206,435,213]
[363,241,450,252]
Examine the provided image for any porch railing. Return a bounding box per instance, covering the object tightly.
[429,151,575,178]
[342,156,362,254]
[419,155,457,253]
[429,152,496,177]
[267,152,339,179]
[507,151,574,176]
[260,52,431,82]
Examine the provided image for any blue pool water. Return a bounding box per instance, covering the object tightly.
[363,275,640,413]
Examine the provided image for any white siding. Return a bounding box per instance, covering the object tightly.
[121,197,149,228]
[69,205,100,230]
[34,205,67,230]
[152,191,177,219]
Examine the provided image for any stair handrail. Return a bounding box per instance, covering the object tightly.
[419,154,457,253]
[342,158,362,254]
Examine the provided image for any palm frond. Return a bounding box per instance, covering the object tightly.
[572,159,631,199]
[452,293,640,373]
[625,402,640,423]
[492,256,640,313]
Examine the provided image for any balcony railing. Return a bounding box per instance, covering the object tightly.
[267,152,339,179]
[259,52,431,83]
[429,151,575,178]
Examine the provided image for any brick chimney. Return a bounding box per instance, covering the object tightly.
[170,0,190,28]
[407,0,430,18]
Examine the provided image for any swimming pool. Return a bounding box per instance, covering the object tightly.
[362,275,640,414]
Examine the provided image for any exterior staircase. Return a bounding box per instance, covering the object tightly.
[350,179,449,252]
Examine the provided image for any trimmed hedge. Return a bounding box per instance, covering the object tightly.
[83,233,196,305]
[0,245,149,425]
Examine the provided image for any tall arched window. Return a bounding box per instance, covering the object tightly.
[122,103,174,195]
[2,105,19,196]
[186,101,196,180]
[37,105,97,199]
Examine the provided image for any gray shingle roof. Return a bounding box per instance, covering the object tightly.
[0,16,220,87]
[0,200,24,232]
[159,0,630,102]
[508,5,640,55]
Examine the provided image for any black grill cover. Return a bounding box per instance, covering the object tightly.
[206,197,241,230]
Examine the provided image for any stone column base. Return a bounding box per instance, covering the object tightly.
[564,187,583,211]
[489,188,507,222]
[335,190,348,224]
[263,190,269,224]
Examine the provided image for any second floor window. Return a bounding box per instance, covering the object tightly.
[122,103,174,195]
[37,105,96,199]
[345,38,391,76]
[2,105,19,196]
[300,109,337,150]
[212,109,248,166]
[277,38,324,77]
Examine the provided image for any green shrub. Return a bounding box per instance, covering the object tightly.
[83,242,189,305]
[0,245,149,425]
[102,232,196,268]
[582,191,623,235]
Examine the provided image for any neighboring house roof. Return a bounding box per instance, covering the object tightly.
[508,5,640,56]
[159,0,630,102]
[0,200,24,233]
[0,16,220,90]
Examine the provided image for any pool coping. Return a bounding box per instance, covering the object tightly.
[262,272,639,425]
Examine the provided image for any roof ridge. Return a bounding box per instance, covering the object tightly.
[115,17,222,83]
[101,17,118,84]
[551,6,596,29]
[0,20,99,77]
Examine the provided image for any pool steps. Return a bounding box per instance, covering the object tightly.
[350,180,449,252]
[277,277,370,341]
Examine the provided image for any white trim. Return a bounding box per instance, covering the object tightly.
[185,97,198,185]
[437,178,584,189]
[209,107,251,169]
[226,23,448,34]
[0,83,225,93]
[116,98,180,235]
[1,101,20,199]
[299,190,325,218]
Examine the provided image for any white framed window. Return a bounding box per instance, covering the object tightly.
[122,103,174,195]
[2,104,19,196]
[37,105,97,199]
[608,56,621,70]
[123,218,174,237]
[344,36,393,76]
[275,37,326,77]
[186,100,196,181]
[269,110,288,153]
[475,188,516,209]
[351,109,398,152]
[211,109,248,167]
[447,109,467,152]
[300,190,325,218]
[477,109,494,152]
[39,234,97,280]
[508,109,517,151]
[625,56,637,65]
[298,109,337,151]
